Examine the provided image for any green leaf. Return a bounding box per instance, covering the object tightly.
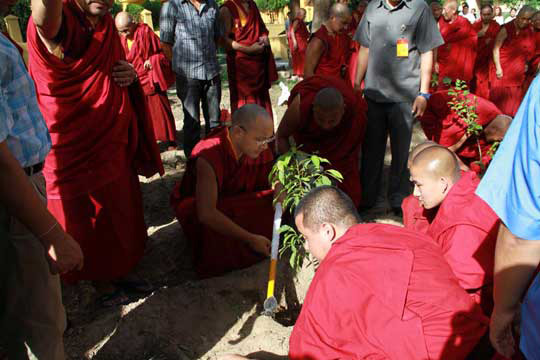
[326,169,344,181]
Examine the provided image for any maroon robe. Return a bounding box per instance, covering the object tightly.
[309,25,351,80]
[27,0,163,282]
[289,224,488,359]
[170,127,274,278]
[120,23,177,144]
[489,20,535,116]
[524,30,540,92]
[438,16,478,83]
[288,18,309,77]
[419,90,503,172]
[288,76,366,206]
[472,20,500,99]
[222,0,278,118]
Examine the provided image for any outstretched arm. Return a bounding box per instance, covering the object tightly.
[31,0,63,41]
[276,94,302,154]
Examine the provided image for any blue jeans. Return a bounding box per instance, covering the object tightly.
[176,75,221,158]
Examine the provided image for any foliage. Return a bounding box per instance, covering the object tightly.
[269,146,343,271]
[111,2,123,18]
[126,3,145,22]
[447,79,499,175]
[255,0,289,11]
[7,0,30,41]
[142,0,162,29]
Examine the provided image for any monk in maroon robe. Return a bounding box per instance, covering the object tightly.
[115,12,177,150]
[436,0,477,85]
[347,1,366,88]
[277,76,366,207]
[289,186,488,359]
[491,6,536,116]
[472,5,500,99]
[304,3,351,81]
[27,0,163,293]
[409,146,500,314]
[170,105,274,278]
[524,12,540,92]
[220,0,278,118]
[419,90,512,173]
[287,8,309,78]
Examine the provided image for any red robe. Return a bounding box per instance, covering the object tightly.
[472,20,500,99]
[347,12,364,88]
[121,24,177,144]
[419,90,502,171]
[27,0,163,282]
[401,194,436,234]
[222,0,278,118]
[170,127,274,278]
[524,30,540,92]
[489,20,535,116]
[289,223,488,360]
[287,18,309,77]
[426,171,499,314]
[288,76,366,206]
[309,25,351,80]
[437,16,477,83]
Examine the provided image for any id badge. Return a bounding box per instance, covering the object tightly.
[397,38,409,58]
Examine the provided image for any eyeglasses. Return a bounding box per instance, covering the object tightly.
[238,125,275,146]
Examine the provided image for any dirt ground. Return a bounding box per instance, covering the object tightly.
[60,71,427,360]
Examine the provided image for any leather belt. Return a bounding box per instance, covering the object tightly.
[24,162,44,176]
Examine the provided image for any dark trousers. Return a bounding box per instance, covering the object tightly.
[361,98,414,209]
[176,75,221,158]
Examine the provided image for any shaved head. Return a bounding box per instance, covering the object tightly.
[443,0,458,11]
[413,146,461,181]
[312,88,345,131]
[518,5,536,17]
[115,11,134,28]
[313,87,344,111]
[329,2,351,19]
[295,186,360,231]
[484,115,512,142]
[410,146,461,209]
[408,141,439,168]
[230,104,274,159]
[232,103,272,129]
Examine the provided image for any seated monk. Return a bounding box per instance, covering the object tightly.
[304,3,351,80]
[115,12,177,150]
[419,90,512,173]
[409,146,500,314]
[276,75,366,207]
[221,187,488,360]
[170,104,274,278]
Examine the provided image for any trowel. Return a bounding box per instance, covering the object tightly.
[262,203,282,317]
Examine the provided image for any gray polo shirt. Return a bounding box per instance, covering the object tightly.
[354,0,443,103]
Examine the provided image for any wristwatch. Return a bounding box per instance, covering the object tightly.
[419,92,431,100]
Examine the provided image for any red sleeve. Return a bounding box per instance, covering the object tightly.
[438,225,494,292]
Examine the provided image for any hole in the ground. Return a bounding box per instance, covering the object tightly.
[273,305,301,327]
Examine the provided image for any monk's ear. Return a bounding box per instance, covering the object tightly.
[440,177,451,194]
[321,222,336,242]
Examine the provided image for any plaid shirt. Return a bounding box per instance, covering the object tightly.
[160,0,221,80]
[0,33,51,168]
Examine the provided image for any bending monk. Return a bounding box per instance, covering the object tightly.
[472,5,500,99]
[287,8,309,79]
[170,104,274,278]
[27,0,163,298]
[115,12,177,150]
[276,76,366,206]
[289,186,488,359]
[304,3,351,80]
[491,5,536,116]
[409,146,499,314]
[419,90,512,173]
[435,0,477,85]
[220,0,278,117]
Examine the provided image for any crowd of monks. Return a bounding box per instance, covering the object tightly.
[8,0,540,357]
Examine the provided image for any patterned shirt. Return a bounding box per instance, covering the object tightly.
[0,33,51,168]
[160,0,221,80]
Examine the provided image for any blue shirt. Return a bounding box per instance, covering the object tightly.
[476,76,540,360]
[159,0,221,80]
[0,33,51,168]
